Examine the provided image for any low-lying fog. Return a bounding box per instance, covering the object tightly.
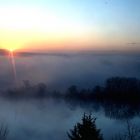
[1,98,139,140]
[0,51,140,140]
[0,52,140,91]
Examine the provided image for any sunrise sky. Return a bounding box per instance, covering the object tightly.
[0,0,140,52]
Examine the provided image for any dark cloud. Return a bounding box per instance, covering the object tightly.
[127,42,140,45]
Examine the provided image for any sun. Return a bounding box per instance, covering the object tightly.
[7,48,15,52]
[7,48,16,54]
[9,49,14,52]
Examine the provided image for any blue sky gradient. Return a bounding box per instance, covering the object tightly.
[0,0,140,51]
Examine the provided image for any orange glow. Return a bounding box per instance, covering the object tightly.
[0,6,95,52]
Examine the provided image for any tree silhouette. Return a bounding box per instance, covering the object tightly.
[0,124,9,140]
[112,120,140,140]
[67,113,103,140]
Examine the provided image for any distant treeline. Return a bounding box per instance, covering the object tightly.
[2,77,140,104]
[65,77,140,104]
[65,77,140,103]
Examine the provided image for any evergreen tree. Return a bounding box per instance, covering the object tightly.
[68,113,103,140]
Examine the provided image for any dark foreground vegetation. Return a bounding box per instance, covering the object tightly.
[1,113,140,140]
[68,113,103,140]
[68,113,140,140]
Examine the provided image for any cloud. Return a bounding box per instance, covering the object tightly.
[127,42,140,45]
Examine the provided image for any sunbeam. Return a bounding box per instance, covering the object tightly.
[9,49,18,86]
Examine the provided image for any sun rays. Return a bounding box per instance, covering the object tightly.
[8,49,18,86]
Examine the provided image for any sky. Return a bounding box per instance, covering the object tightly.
[0,0,140,52]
